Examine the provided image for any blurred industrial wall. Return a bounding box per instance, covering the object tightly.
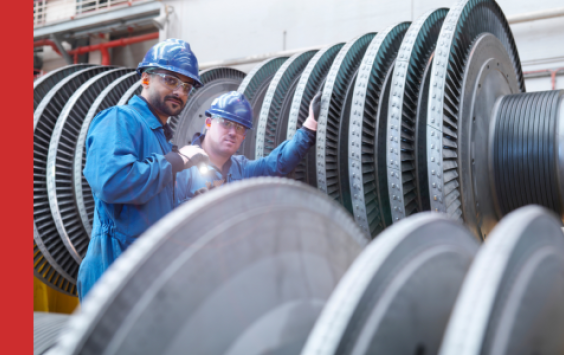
[161,0,564,91]
[35,0,564,91]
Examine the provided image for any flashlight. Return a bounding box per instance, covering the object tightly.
[198,164,220,175]
[198,165,209,174]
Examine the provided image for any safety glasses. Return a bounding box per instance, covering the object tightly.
[149,71,194,95]
[212,116,248,136]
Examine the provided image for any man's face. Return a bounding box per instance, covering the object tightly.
[205,117,247,156]
[142,70,194,117]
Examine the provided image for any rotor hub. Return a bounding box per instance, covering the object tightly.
[457,33,521,239]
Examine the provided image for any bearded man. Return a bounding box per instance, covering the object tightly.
[77,39,208,301]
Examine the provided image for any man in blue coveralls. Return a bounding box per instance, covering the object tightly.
[77,39,210,301]
[175,90,321,203]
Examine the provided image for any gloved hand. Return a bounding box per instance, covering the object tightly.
[302,91,321,131]
[175,145,210,169]
[193,186,209,197]
[193,180,225,198]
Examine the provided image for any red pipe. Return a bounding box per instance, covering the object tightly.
[33,39,62,56]
[67,32,159,65]
[523,67,564,90]
[551,68,564,90]
[34,32,159,66]
[100,47,110,66]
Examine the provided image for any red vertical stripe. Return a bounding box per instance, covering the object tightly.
[2,1,33,354]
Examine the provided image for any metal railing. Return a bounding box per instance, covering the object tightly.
[33,0,150,28]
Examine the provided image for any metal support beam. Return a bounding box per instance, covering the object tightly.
[34,1,161,39]
[49,34,73,65]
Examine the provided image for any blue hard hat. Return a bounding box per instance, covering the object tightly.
[205,92,254,130]
[137,38,203,88]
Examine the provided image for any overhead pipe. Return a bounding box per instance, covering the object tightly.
[34,39,62,56]
[523,67,564,90]
[34,32,159,66]
[507,7,564,24]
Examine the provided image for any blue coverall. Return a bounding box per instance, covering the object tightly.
[175,128,315,204]
[77,95,185,302]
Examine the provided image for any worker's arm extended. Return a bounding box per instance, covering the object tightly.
[243,91,320,177]
[243,127,316,177]
[83,108,177,205]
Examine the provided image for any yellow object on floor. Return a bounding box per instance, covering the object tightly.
[34,276,79,314]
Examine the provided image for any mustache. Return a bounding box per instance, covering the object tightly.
[165,95,184,105]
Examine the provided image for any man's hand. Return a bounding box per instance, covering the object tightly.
[177,145,210,169]
[193,180,225,198]
[302,91,321,131]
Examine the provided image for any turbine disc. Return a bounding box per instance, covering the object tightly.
[171,67,246,146]
[34,66,114,284]
[456,33,521,239]
[73,72,140,238]
[34,312,70,355]
[237,57,289,158]
[54,178,369,355]
[255,50,318,158]
[48,69,134,264]
[286,43,344,186]
[425,0,524,219]
[34,242,77,296]
[316,33,376,212]
[302,213,478,355]
[34,64,96,110]
[347,23,410,237]
[439,206,564,355]
[385,9,448,224]
[117,81,142,106]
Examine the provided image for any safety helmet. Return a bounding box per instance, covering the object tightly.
[137,38,203,88]
[205,92,254,130]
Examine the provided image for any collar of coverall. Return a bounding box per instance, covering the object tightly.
[191,132,233,179]
[135,95,174,140]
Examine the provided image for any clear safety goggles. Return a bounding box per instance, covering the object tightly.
[148,71,194,95]
[212,116,248,136]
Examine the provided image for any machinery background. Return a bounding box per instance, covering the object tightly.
[34,0,564,91]
[32,0,564,354]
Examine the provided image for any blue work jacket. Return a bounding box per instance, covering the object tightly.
[175,128,316,204]
[77,95,176,302]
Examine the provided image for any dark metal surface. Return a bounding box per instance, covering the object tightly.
[439,206,564,355]
[73,72,140,238]
[34,312,70,355]
[237,57,289,158]
[457,34,521,240]
[302,213,478,355]
[55,178,369,355]
[34,243,77,296]
[425,0,525,219]
[385,9,447,225]
[316,33,376,212]
[34,66,114,287]
[491,90,564,221]
[171,67,246,146]
[47,68,134,265]
[347,23,410,237]
[34,64,96,110]
[117,81,142,106]
[286,43,344,187]
[255,50,318,158]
